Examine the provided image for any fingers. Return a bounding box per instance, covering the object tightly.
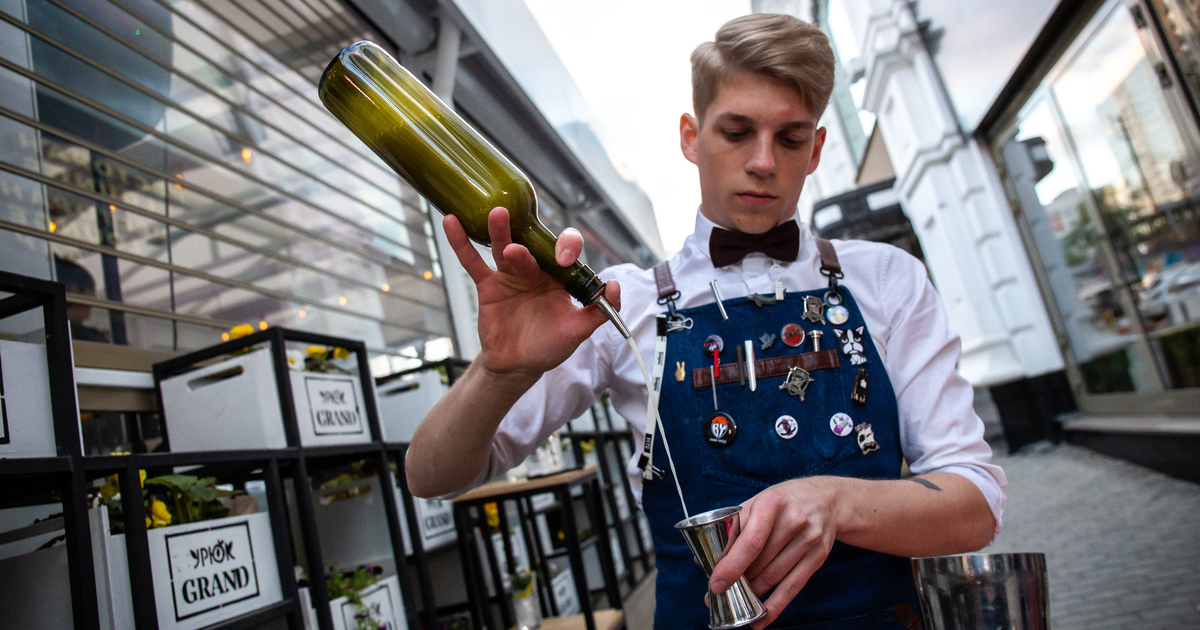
[709,502,773,594]
[750,549,826,629]
[443,215,492,285]
[555,228,583,266]
[488,208,516,271]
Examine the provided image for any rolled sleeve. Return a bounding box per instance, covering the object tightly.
[879,248,1008,536]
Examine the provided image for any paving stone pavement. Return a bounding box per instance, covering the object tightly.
[983,441,1200,629]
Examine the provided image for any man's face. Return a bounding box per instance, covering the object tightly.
[681,72,826,234]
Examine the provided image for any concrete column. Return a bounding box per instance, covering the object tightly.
[428,17,483,360]
[847,0,1063,386]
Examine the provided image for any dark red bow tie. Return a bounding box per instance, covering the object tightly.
[709,221,800,267]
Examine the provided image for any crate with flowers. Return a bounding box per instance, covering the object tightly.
[154,326,377,451]
[298,564,407,630]
[89,468,282,630]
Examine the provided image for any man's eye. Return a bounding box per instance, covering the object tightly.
[780,136,806,148]
[722,129,749,141]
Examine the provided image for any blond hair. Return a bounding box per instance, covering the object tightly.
[691,14,836,121]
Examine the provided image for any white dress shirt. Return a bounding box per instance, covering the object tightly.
[481,212,1007,534]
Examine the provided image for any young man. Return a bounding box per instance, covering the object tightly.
[408,14,1004,629]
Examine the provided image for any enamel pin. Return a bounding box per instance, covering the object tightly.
[759,332,777,350]
[827,305,850,326]
[747,293,777,308]
[675,361,686,382]
[851,368,869,405]
[855,423,879,455]
[833,326,867,365]
[781,323,805,348]
[703,335,724,377]
[830,412,854,437]
[775,415,798,440]
[802,296,826,324]
[706,412,737,447]
[779,366,813,401]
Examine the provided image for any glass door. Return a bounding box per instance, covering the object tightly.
[995,0,1200,412]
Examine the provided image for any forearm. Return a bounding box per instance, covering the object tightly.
[405,362,540,497]
[830,472,994,557]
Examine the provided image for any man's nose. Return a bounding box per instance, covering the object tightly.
[746,135,775,176]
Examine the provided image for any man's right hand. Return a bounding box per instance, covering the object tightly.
[443,208,620,378]
[407,208,619,498]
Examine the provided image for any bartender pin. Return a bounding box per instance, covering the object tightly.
[802,296,826,325]
[855,423,879,455]
[779,366,813,401]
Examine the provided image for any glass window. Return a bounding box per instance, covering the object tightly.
[0,0,454,362]
[997,1,1200,396]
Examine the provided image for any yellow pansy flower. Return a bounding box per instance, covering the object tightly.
[484,502,499,528]
[332,347,351,361]
[99,482,118,500]
[306,346,327,358]
[150,499,172,528]
[229,324,255,339]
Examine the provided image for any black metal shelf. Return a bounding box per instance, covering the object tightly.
[203,599,297,630]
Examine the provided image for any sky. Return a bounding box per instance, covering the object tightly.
[522,0,753,256]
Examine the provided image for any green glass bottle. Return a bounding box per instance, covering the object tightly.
[319,41,627,337]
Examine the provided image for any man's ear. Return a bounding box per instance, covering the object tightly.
[680,113,699,165]
[807,126,828,175]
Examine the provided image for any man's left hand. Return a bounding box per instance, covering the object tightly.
[707,477,839,629]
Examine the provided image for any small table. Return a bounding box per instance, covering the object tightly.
[453,465,623,630]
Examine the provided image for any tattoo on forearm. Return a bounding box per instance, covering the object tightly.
[909,477,943,492]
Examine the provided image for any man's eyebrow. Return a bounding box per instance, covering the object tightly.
[713,113,816,131]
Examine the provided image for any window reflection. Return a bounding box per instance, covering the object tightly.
[998,1,1200,394]
[0,0,454,361]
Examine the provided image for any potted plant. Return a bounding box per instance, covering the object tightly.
[298,564,406,630]
[511,567,541,630]
[90,470,283,630]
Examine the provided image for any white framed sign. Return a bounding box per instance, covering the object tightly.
[303,375,365,436]
[327,575,407,630]
[164,520,261,622]
[414,498,456,550]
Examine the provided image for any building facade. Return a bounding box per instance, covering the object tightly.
[0,0,661,371]
[799,0,1200,476]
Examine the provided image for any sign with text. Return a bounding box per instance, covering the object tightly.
[164,520,261,621]
[303,375,364,436]
[415,498,455,549]
[338,578,402,630]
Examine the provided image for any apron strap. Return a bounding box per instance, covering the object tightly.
[653,261,682,321]
[815,237,844,300]
[815,237,842,276]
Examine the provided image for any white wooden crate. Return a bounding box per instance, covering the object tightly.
[0,339,58,458]
[159,348,371,451]
[90,507,283,630]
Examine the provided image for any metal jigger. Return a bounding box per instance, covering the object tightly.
[675,506,768,629]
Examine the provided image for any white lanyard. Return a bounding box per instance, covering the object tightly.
[637,315,670,479]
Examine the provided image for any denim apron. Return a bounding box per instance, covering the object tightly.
[642,257,922,629]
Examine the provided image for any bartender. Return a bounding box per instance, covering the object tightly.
[407,13,1005,629]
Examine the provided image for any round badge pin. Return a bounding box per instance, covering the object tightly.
[830,412,854,437]
[705,412,737,447]
[703,334,724,355]
[781,323,805,348]
[775,415,798,440]
[827,305,850,326]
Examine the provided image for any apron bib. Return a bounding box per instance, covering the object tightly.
[642,277,922,629]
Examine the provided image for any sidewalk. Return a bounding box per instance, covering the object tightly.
[984,441,1200,629]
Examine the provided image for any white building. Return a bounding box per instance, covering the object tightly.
[767,0,1200,478]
